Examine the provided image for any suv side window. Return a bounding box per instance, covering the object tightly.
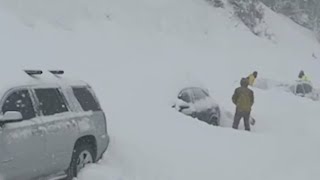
[35,88,68,116]
[2,90,35,120]
[178,90,192,103]
[72,87,101,111]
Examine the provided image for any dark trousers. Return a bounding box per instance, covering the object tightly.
[233,110,251,131]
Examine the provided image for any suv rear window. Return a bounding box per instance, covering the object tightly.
[35,88,68,116]
[72,87,101,111]
[2,90,35,120]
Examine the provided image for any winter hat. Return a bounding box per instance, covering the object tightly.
[240,78,249,87]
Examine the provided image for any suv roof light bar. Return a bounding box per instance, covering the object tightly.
[49,70,64,75]
[24,70,43,76]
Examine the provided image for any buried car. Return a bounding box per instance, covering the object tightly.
[254,78,320,101]
[172,87,221,126]
[290,80,320,101]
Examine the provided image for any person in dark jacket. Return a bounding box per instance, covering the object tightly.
[232,78,254,131]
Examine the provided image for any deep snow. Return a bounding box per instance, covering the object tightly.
[0,0,319,179]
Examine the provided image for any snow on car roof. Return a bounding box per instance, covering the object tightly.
[179,86,210,94]
[0,69,88,93]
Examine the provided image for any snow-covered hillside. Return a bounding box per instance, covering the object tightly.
[0,0,320,179]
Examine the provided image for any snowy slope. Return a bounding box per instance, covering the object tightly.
[0,0,319,180]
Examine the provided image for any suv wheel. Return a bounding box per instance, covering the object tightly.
[65,143,95,180]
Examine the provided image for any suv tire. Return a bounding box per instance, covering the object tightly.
[65,143,95,180]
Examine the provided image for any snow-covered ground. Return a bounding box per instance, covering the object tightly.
[0,0,320,179]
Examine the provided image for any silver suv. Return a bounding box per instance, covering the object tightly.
[0,70,110,180]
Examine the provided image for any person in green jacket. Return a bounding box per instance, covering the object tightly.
[232,78,254,131]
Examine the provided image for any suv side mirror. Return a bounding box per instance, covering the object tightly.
[0,111,23,125]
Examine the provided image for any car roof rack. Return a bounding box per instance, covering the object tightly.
[24,70,43,76]
[49,70,64,75]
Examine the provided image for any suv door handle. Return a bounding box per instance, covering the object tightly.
[71,120,77,127]
[67,120,77,128]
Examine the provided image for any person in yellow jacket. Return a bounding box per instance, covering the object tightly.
[298,70,310,82]
[247,71,258,86]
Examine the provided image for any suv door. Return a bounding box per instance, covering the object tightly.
[0,89,46,180]
[33,88,79,175]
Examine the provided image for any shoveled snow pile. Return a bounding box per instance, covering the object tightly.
[0,0,319,180]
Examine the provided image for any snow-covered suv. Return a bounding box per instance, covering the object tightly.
[0,70,110,180]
